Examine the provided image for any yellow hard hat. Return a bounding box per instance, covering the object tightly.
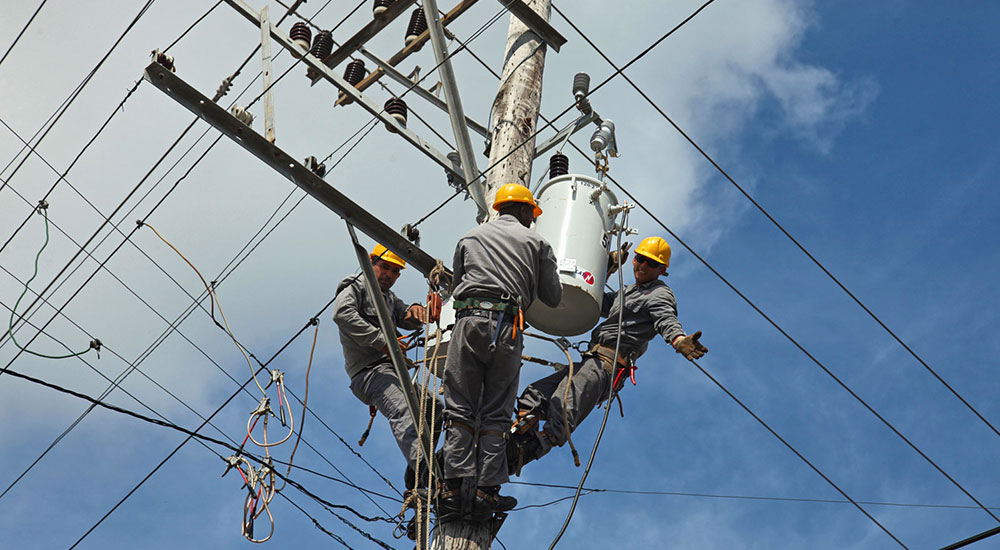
[492,183,542,218]
[634,236,671,267]
[370,244,405,269]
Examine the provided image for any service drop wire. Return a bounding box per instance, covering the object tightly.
[142,222,294,444]
[8,206,95,359]
[548,207,629,550]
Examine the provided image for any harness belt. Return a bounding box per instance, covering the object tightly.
[590,344,632,372]
[453,297,519,316]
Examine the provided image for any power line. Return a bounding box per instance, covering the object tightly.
[0,0,156,199]
[510,480,1000,511]
[551,1,1000,526]
[554,0,1000,449]
[0,0,49,70]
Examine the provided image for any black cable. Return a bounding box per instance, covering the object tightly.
[0,0,155,198]
[162,0,223,53]
[940,525,1000,550]
[0,0,49,70]
[554,2,1000,448]
[509,480,1000,511]
[277,491,358,549]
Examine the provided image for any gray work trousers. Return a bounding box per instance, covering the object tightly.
[442,314,522,486]
[350,362,442,471]
[517,354,612,456]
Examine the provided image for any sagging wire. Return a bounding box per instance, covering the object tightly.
[7,202,100,359]
[141,222,298,542]
[547,205,630,550]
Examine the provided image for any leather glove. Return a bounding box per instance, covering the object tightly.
[672,331,707,360]
[606,242,632,276]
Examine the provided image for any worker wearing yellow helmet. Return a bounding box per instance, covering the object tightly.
[438,183,561,517]
[508,235,707,475]
[332,243,440,499]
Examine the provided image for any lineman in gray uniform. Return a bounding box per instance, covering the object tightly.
[440,183,562,515]
[509,236,707,474]
[333,244,439,490]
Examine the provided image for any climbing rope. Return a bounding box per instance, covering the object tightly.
[522,331,580,467]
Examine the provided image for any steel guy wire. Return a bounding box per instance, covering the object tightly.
[162,0,223,53]
[0,0,156,198]
[684,355,909,548]
[0,0,49,70]
[0,78,144,257]
[508,480,1000,512]
[552,1,1000,448]
[582,158,1000,524]
[278,491,359,549]
[551,8,1000,524]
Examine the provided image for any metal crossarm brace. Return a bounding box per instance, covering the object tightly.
[310,0,418,85]
[222,0,465,183]
[497,0,566,52]
[533,111,599,159]
[335,0,480,106]
[142,62,451,279]
[260,6,275,143]
[346,223,440,478]
[358,47,489,139]
[423,0,488,217]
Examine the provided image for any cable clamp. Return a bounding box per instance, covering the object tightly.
[135,219,145,228]
[35,200,49,213]
[151,49,176,73]
[554,337,571,352]
[308,317,319,327]
[89,338,102,359]
[252,396,271,418]
[222,454,243,478]
[266,369,283,390]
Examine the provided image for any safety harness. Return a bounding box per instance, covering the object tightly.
[453,295,525,351]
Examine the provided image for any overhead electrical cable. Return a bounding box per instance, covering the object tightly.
[551,2,1000,447]
[0,0,156,199]
[0,0,50,70]
[550,3,1000,525]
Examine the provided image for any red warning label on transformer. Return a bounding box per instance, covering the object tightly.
[582,271,594,285]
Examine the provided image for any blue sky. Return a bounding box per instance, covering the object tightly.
[1,1,998,549]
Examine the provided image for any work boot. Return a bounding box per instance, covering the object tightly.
[475,485,517,514]
[506,431,542,476]
[434,478,464,520]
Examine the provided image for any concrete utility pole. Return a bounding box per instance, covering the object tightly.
[431,2,552,549]
[483,0,552,219]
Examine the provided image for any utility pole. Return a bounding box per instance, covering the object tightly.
[431,2,553,549]
[483,0,552,219]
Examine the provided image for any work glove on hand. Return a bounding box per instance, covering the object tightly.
[405,304,428,324]
[606,242,632,277]
[673,330,708,360]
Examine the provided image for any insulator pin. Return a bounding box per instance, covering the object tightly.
[373,0,394,17]
[384,98,408,133]
[290,22,312,52]
[549,152,569,178]
[405,8,428,46]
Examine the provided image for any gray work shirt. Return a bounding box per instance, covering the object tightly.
[333,276,421,379]
[450,213,562,308]
[590,278,685,359]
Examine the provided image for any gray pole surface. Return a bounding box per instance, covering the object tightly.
[483,0,551,219]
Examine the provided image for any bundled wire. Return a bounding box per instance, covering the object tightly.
[141,222,298,542]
